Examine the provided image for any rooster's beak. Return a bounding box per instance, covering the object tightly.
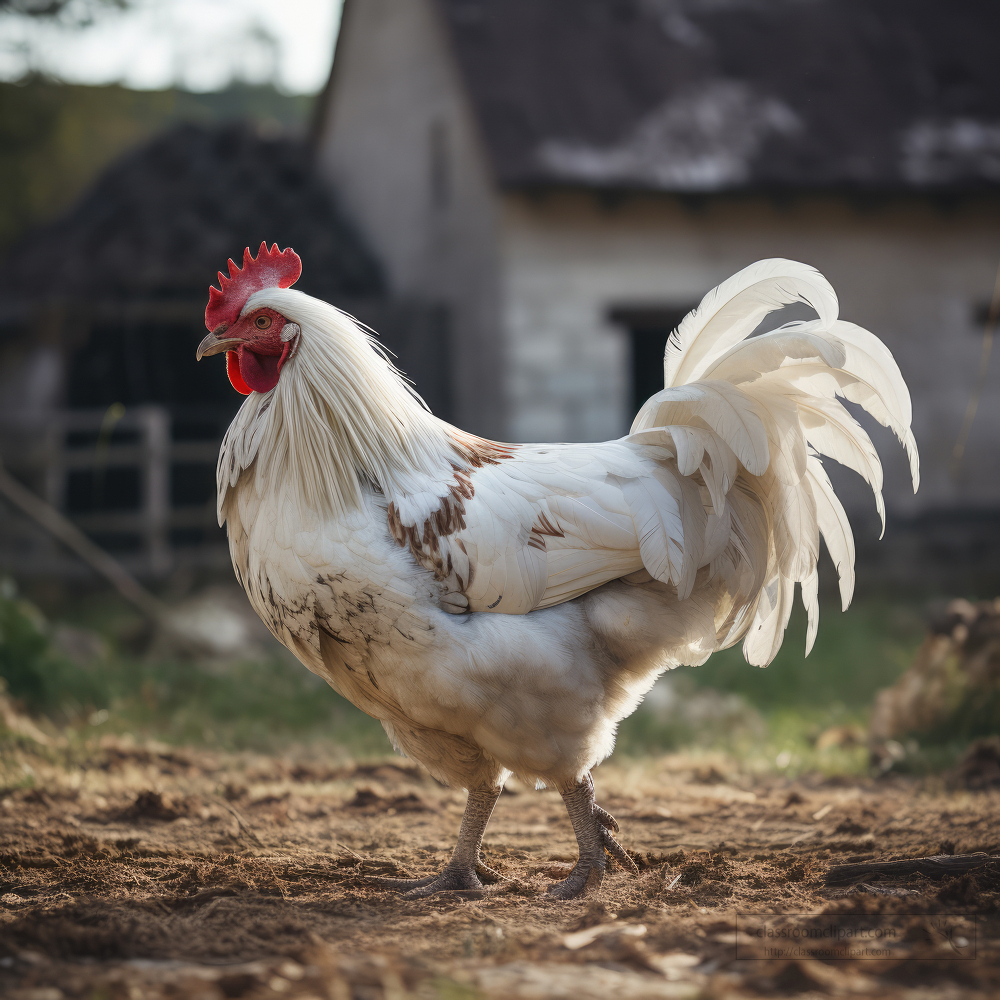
[196,325,243,361]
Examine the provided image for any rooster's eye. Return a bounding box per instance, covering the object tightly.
[254,314,272,330]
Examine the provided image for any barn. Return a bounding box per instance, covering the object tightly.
[314,0,1000,586]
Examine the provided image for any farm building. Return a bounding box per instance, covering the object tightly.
[2,0,999,591]
[0,122,447,580]
[314,0,1000,586]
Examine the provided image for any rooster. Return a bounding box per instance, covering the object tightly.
[197,244,917,899]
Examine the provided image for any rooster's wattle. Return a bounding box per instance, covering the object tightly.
[197,243,918,899]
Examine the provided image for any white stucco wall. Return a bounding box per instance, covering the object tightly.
[314,0,505,436]
[500,191,1000,517]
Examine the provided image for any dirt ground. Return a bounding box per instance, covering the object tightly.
[1,737,998,1000]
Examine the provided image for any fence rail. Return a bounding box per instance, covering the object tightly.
[0,405,231,580]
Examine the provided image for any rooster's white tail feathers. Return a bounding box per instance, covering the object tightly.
[663,259,840,387]
[632,259,918,665]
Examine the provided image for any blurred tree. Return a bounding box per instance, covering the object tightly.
[0,78,313,251]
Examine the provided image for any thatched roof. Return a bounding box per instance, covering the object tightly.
[437,0,1000,193]
[0,121,383,310]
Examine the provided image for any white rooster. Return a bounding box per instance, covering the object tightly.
[197,244,917,899]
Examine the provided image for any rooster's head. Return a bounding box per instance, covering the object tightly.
[196,242,302,394]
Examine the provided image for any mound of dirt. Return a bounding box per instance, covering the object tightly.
[1,738,998,999]
[958,737,1000,791]
[870,598,1000,774]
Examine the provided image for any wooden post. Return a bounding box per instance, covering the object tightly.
[42,412,65,512]
[140,406,172,578]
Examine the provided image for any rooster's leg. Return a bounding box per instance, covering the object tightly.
[547,773,638,899]
[368,785,503,898]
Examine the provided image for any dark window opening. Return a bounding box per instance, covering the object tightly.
[172,419,224,441]
[65,427,140,449]
[609,305,693,413]
[170,526,226,548]
[88,532,143,554]
[67,320,242,410]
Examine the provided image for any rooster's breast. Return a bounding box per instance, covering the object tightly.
[229,480,451,715]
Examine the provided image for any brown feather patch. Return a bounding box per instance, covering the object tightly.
[387,491,467,581]
[386,437,515,585]
[449,430,518,468]
[528,511,565,551]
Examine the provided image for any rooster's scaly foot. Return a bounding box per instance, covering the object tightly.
[545,776,638,899]
[370,859,511,899]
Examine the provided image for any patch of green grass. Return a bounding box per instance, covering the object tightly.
[614,672,766,756]
[0,583,936,774]
[684,598,922,711]
[615,596,926,774]
[429,978,484,1000]
[0,585,387,754]
[0,588,108,712]
[760,706,870,777]
[93,655,390,753]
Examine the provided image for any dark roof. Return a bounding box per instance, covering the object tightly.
[437,0,1000,193]
[1,122,383,306]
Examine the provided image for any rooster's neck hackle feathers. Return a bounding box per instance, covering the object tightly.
[218,287,460,522]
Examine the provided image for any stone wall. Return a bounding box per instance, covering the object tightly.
[499,190,1000,524]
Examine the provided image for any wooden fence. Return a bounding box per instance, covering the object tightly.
[0,296,452,582]
[0,405,230,580]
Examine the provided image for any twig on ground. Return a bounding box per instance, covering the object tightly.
[825,852,997,885]
[214,796,264,847]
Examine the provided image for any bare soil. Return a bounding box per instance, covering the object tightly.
[1,737,998,999]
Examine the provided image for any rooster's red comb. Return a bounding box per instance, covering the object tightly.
[205,242,302,330]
